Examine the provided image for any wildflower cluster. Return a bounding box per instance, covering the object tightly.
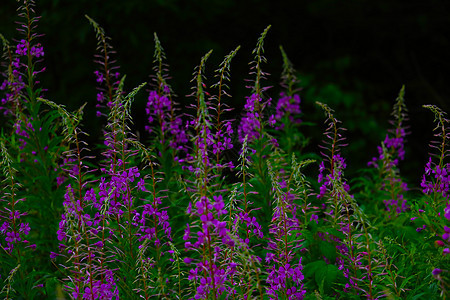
[183,195,234,299]
[420,105,449,211]
[2,2,450,299]
[0,141,31,253]
[86,16,122,118]
[368,86,409,215]
[238,26,272,145]
[0,40,24,116]
[238,93,268,143]
[264,159,309,299]
[145,34,188,155]
[273,93,301,127]
[421,157,450,198]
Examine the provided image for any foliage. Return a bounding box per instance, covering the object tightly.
[0,1,449,299]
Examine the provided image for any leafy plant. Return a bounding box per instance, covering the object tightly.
[0,1,449,299]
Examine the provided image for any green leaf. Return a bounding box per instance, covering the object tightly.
[319,241,337,262]
[411,293,427,300]
[318,227,345,240]
[304,260,327,279]
[315,264,338,294]
[45,277,59,296]
[399,274,416,291]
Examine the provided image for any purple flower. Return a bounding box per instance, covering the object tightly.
[0,222,9,234]
[266,252,275,264]
[274,92,302,123]
[238,93,264,143]
[30,43,44,57]
[443,226,450,241]
[15,39,28,56]
[432,268,442,276]
[268,115,276,126]
[19,222,30,235]
[213,195,227,216]
[94,70,104,83]
[93,241,103,248]
[317,154,348,199]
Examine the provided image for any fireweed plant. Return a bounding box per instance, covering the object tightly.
[367,86,409,216]
[1,1,450,299]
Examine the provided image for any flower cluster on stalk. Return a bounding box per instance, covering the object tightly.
[368,87,409,215]
[421,158,450,199]
[317,154,349,200]
[145,86,189,154]
[183,195,236,299]
[0,54,25,116]
[86,16,122,118]
[0,141,33,253]
[272,92,302,129]
[417,105,450,295]
[315,102,381,296]
[264,161,306,299]
[238,93,264,144]
[0,12,45,148]
[56,183,120,299]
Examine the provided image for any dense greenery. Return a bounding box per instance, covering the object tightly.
[0,1,449,299]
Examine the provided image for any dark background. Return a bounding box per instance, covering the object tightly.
[1,0,450,185]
